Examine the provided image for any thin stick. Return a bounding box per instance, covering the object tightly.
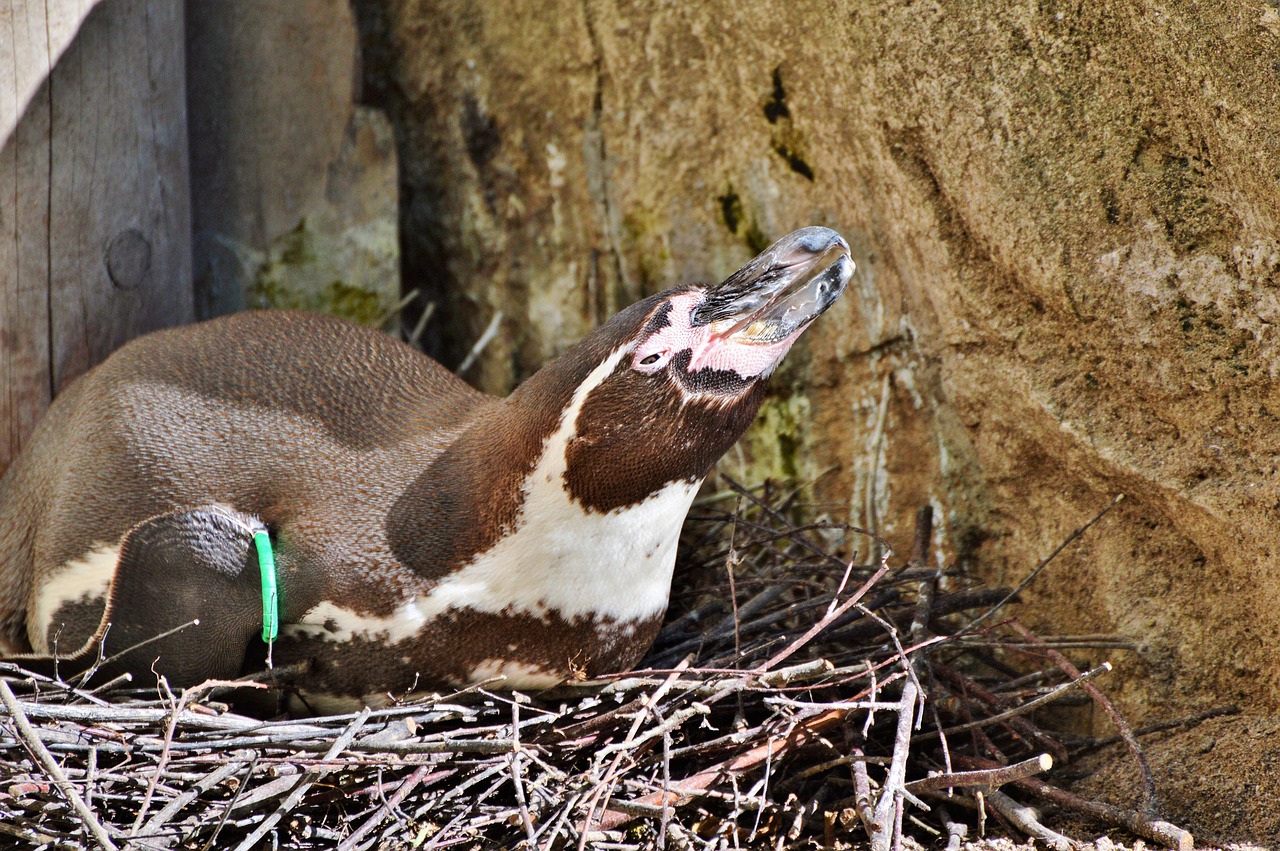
[903,753,1052,795]
[131,681,198,833]
[456,310,504,374]
[930,661,1069,765]
[984,789,1076,850]
[966,495,1124,633]
[0,680,120,851]
[231,708,371,851]
[907,506,936,642]
[851,747,877,840]
[727,499,743,660]
[409,300,436,346]
[580,661,692,841]
[376,287,421,330]
[1072,704,1239,753]
[925,663,1112,738]
[509,697,537,845]
[1007,620,1156,812]
[759,561,889,672]
[942,811,967,851]
[74,618,202,687]
[140,759,247,839]
[863,371,893,564]
[1010,772,1193,851]
[870,679,919,851]
[337,764,433,851]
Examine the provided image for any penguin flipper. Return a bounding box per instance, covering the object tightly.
[7,506,268,690]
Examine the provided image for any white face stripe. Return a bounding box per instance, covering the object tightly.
[30,543,121,654]
[287,346,701,645]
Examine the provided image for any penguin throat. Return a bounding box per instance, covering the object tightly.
[417,346,699,624]
[299,347,700,644]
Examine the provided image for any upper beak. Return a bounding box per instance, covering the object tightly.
[691,227,853,344]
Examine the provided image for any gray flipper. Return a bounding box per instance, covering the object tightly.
[7,506,269,689]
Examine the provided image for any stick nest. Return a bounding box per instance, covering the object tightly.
[0,480,1216,850]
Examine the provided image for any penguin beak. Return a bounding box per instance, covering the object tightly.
[691,227,854,345]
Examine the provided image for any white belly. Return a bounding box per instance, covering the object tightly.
[285,346,702,645]
[30,542,120,653]
[284,476,699,645]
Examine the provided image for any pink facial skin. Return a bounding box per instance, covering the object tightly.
[630,292,805,383]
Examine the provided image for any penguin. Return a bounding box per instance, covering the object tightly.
[0,227,852,710]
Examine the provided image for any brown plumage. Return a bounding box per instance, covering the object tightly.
[0,227,852,709]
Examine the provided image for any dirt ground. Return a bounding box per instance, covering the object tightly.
[1071,714,1280,848]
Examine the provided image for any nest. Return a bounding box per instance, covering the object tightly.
[0,479,1221,850]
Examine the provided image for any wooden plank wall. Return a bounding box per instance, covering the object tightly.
[0,0,192,473]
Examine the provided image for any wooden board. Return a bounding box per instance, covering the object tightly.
[0,0,192,472]
[0,0,104,148]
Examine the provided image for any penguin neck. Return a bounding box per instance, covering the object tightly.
[424,341,702,624]
[386,328,638,581]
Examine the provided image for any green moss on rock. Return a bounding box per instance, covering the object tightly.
[737,392,813,484]
[247,218,397,328]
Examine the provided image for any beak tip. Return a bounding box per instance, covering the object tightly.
[791,226,846,255]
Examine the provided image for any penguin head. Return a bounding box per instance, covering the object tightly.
[628,226,853,399]
[541,227,854,511]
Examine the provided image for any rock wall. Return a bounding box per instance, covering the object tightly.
[353,0,1280,836]
[187,0,401,326]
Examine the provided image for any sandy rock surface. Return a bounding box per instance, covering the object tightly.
[350,1,1279,840]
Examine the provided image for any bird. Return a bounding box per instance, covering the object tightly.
[0,227,852,711]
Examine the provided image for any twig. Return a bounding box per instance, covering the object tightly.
[409,300,437,345]
[870,679,919,851]
[579,660,692,840]
[727,499,743,659]
[456,310,503,374]
[1071,704,1239,753]
[1010,772,1193,851]
[131,679,199,833]
[907,505,937,642]
[0,679,120,851]
[1007,620,1156,812]
[597,704,710,758]
[930,662,1069,764]
[337,764,433,851]
[851,747,877,840]
[864,371,893,563]
[758,561,889,672]
[231,708,371,851]
[984,789,1077,850]
[374,287,422,332]
[903,753,1052,795]
[965,495,1124,633]
[509,697,537,845]
[925,662,1112,738]
[951,752,1194,851]
[139,759,247,838]
[942,810,967,851]
[593,709,841,832]
[74,618,202,687]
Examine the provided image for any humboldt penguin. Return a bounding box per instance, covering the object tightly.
[0,227,852,710]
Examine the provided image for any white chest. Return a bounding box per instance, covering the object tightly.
[420,475,701,623]
[289,346,702,644]
[289,469,700,646]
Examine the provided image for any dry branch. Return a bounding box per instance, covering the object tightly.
[0,489,1197,849]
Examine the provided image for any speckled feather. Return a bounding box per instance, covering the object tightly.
[0,227,852,708]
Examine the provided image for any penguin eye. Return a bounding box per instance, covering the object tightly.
[634,349,670,372]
